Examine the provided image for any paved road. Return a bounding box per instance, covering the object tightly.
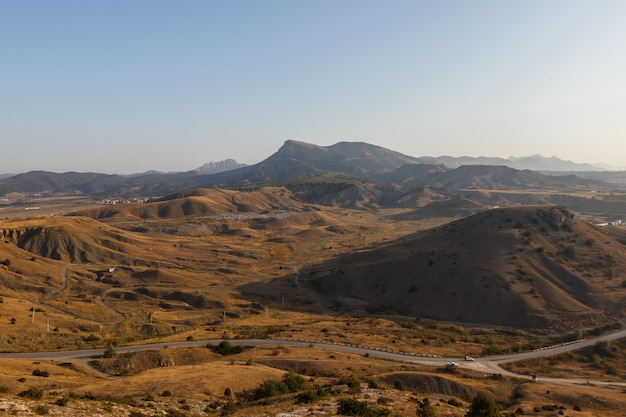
[2,328,625,390]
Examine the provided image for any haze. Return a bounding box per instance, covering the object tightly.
[2,0,626,174]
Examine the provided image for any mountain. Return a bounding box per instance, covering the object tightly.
[194,159,247,174]
[419,155,605,172]
[300,205,626,330]
[0,141,613,205]
[195,140,424,187]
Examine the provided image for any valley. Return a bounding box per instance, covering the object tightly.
[1,141,626,416]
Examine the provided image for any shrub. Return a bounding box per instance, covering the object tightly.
[466,392,501,417]
[337,398,391,417]
[18,386,44,399]
[162,390,173,397]
[367,379,380,389]
[32,369,49,377]
[592,340,616,358]
[340,375,361,393]
[416,398,436,417]
[55,397,70,406]
[103,344,117,358]
[295,390,317,404]
[254,380,289,399]
[447,398,462,407]
[208,341,248,356]
[0,386,8,393]
[283,372,306,392]
[35,404,49,415]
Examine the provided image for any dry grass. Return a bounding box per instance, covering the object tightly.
[1,190,626,415]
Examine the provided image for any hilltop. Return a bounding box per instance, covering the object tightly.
[287,205,626,330]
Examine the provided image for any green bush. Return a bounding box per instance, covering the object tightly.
[367,379,379,389]
[465,392,501,417]
[295,390,316,404]
[283,372,306,392]
[254,380,289,399]
[18,386,44,399]
[32,369,49,377]
[208,341,249,356]
[103,344,117,358]
[592,340,616,358]
[337,398,392,417]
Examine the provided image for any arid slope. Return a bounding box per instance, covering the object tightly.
[301,206,626,330]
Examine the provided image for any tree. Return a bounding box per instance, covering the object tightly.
[282,371,306,392]
[416,397,437,417]
[465,392,501,417]
[103,344,117,358]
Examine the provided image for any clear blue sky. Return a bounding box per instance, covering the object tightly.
[2,0,625,174]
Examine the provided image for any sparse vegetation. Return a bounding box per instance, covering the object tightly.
[208,341,250,356]
[32,369,49,377]
[416,398,436,417]
[18,386,44,399]
[337,398,392,417]
[465,392,501,417]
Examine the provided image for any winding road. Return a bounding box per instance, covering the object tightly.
[2,327,625,391]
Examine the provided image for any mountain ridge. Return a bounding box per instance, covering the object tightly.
[0,141,620,201]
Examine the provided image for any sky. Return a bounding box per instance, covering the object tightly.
[2,0,626,174]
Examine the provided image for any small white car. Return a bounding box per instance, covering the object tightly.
[464,355,474,361]
[447,361,458,367]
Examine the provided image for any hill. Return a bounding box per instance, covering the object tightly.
[296,205,626,330]
[70,186,304,222]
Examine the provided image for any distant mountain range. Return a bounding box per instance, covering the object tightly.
[1,141,624,203]
[417,154,608,172]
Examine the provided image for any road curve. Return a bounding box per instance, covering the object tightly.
[2,329,625,390]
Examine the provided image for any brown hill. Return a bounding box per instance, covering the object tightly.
[71,186,303,221]
[302,205,626,330]
[0,216,149,263]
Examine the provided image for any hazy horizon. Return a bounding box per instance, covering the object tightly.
[3,1,625,174]
[0,142,620,176]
